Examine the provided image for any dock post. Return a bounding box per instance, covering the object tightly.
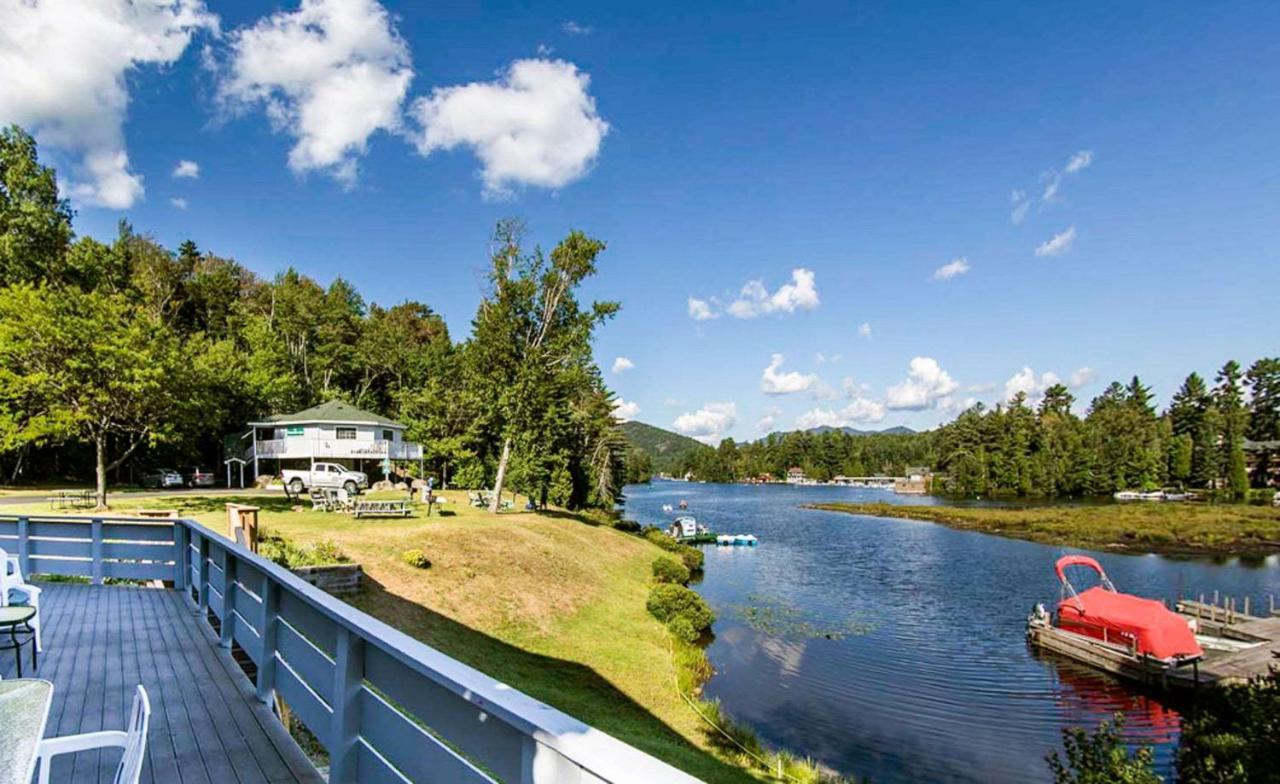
[1213,590,1219,607]
[1245,596,1250,617]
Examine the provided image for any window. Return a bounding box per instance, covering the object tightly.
[382,429,394,441]
[335,427,357,440]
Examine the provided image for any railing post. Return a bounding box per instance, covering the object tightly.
[328,626,365,782]
[220,548,237,649]
[197,533,210,615]
[255,579,279,704]
[173,522,188,591]
[16,517,29,577]
[90,518,104,585]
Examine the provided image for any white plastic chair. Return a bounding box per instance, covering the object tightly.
[0,546,42,652]
[37,684,151,784]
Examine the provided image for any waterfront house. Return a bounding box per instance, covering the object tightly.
[241,400,424,482]
[786,467,807,484]
[894,467,933,495]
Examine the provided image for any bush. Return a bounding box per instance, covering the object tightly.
[678,546,704,572]
[400,549,431,569]
[651,555,690,585]
[258,529,348,568]
[643,527,682,552]
[1046,715,1160,784]
[612,518,642,533]
[647,584,714,642]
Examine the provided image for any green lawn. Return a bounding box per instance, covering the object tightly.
[812,501,1280,555]
[8,490,762,783]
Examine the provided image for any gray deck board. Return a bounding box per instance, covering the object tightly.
[0,582,322,784]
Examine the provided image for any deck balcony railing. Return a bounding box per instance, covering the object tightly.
[0,514,698,784]
[249,438,424,461]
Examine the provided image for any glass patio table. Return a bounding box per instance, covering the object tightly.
[0,679,53,784]
[0,605,37,677]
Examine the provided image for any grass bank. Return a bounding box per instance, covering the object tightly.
[811,501,1280,555]
[9,490,771,782]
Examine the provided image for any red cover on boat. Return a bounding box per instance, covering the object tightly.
[1058,586,1203,661]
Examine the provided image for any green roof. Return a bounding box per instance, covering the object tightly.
[251,400,404,428]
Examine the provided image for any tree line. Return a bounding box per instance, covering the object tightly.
[0,125,624,509]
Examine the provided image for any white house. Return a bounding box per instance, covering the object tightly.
[242,400,424,480]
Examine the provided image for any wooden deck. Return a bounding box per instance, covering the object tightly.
[1,582,322,784]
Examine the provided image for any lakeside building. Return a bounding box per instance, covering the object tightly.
[786,467,807,484]
[894,467,933,495]
[240,400,424,481]
[1244,439,1279,487]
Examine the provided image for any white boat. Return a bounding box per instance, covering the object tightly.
[716,533,758,546]
[661,504,674,513]
[1113,491,1141,501]
[1139,490,1166,501]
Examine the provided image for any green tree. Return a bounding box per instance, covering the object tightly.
[1245,358,1280,487]
[1215,360,1249,500]
[0,285,191,506]
[0,125,73,286]
[1046,715,1161,784]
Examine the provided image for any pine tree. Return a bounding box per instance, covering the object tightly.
[1215,360,1249,500]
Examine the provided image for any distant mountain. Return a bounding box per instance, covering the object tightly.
[803,425,918,436]
[618,421,708,474]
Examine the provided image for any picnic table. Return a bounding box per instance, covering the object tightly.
[353,500,412,519]
[46,489,93,510]
[0,678,53,784]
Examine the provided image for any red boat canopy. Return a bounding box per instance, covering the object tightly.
[1054,555,1203,662]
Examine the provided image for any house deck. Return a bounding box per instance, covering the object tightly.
[2,582,321,784]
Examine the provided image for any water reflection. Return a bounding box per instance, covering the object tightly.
[623,481,1280,783]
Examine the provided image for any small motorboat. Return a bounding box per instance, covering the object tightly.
[661,504,674,513]
[1028,555,1203,683]
[1112,491,1141,501]
[678,500,689,510]
[716,533,758,546]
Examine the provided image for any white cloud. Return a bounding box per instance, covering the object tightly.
[611,356,634,374]
[1010,189,1031,225]
[0,0,217,208]
[1070,366,1097,388]
[169,197,188,210]
[1004,366,1062,403]
[612,398,640,422]
[761,354,819,396]
[536,43,553,56]
[932,257,971,281]
[1041,171,1062,203]
[172,159,200,179]
[858,322,872,338]
[937,396,979,416]
[757,408,781,433]
[727,268,819,318]
[1034,226,1076,257]
[886,357,959,411]
[409,58,608,197]
[217,0,413,187]
[561,20,592,35]
[673,402,736,443]
[1064,150,1094,174]
[796,397,887,430]
[687,296,719,321]
[842,377,871,397]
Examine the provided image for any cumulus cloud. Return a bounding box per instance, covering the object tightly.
[886,357,959,411]
[673,402,736,444]
[1034,226,1076,257]
[612,398,640,422]
[172,159,200,179]
[858,322,872,338]
[1004,366,1061,403]
[409,58,608,197]
[0,0,217,208]
[757,408,781,433]
[169,197,188,209]
[727,268,819,318]
[1070,366,1097,388]
[937,396,979,416]
[611,356,634,374]
[217,0,414,187]
[761,354,819,396]
[1064,150,1094,174]
[687,296,718,321]
[932,257,971,281]
[795,397,887,430]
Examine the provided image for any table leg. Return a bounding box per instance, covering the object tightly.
[11,623,22,678]
[26,621,36,672]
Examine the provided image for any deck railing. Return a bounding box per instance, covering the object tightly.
[0,515,698,784]
[250,438,424,461]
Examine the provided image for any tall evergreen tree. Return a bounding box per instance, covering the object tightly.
[1215,360,1249,499]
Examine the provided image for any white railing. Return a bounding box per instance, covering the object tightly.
[0,514,699,784]
[249,439,423,461]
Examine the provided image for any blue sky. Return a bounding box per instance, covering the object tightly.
[3,1,1278,443]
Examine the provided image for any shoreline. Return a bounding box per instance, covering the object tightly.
[808,501,1280,558]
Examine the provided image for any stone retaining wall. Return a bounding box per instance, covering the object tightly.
[291,563,363,595]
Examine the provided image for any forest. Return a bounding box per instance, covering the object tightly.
[0,125,625,509]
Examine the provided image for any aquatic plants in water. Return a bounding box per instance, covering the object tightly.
[728,593,871,640]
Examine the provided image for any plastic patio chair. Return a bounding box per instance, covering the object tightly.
[0,546,42,652]
[37,684,151,784]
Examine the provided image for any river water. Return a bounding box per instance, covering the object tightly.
[622,480,1280,783]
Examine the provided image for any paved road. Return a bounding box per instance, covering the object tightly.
[0,487,274,507]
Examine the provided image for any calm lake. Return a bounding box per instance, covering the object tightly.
[622,480,1280,783]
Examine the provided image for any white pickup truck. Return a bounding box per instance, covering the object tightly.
[281,463,369,495]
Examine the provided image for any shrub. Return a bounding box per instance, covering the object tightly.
[1046,715,1160,784]
[651,555,690,585]
[612,518,642,533]
[258,529,349,568]
[647,584,714,641]
[643,527,682,552]
[400,549,431,569]
[678,545,704,572]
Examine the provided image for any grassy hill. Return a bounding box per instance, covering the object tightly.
[619,421,709,474]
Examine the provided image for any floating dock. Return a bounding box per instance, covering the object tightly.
[1028,595,1280,689]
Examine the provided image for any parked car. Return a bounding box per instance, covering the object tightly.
[184,466,216,488]
[281,462,368,495]
[141,468,184,489]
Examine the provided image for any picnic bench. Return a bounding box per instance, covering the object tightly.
[46,490,93,511]
[353,500,412,519]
